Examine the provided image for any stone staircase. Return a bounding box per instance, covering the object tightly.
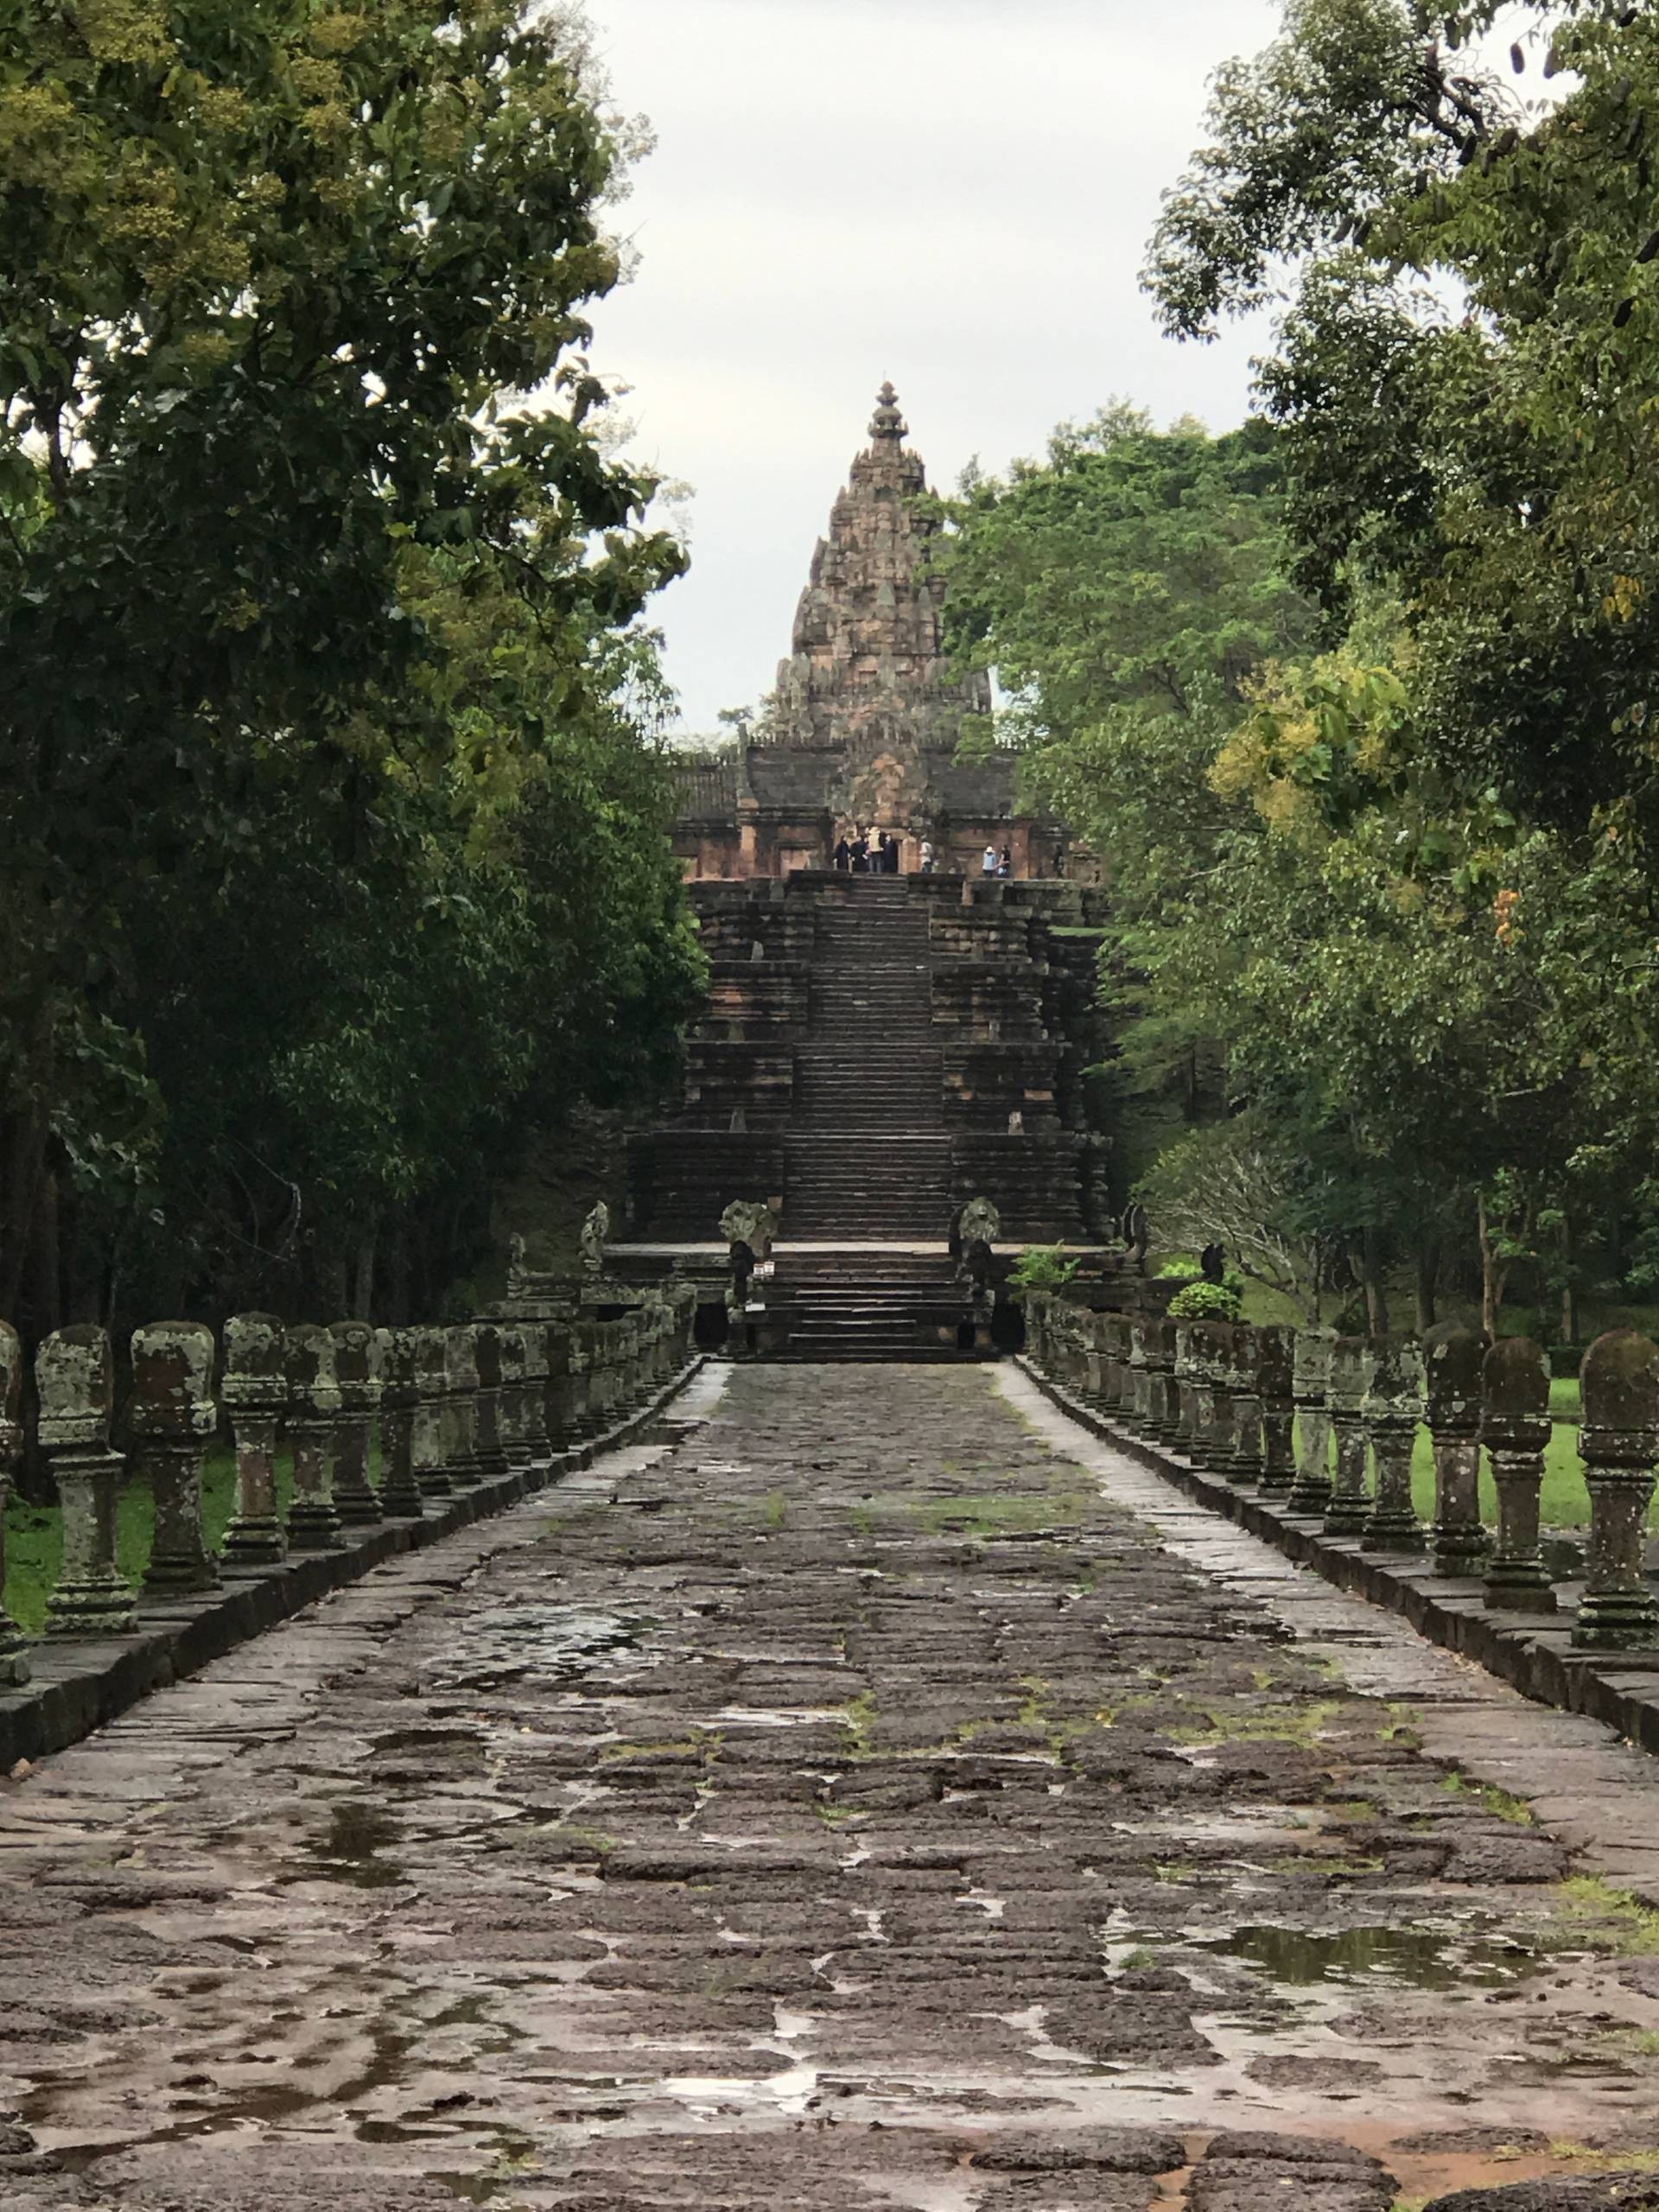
[762,880,983,1359]
[784,880,948,1240]
[763,1249,980,1363]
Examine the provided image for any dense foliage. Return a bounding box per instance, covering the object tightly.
[945,0,1659,1333]
[0,0,702,1333]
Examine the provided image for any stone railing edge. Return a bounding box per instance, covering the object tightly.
[0,1354,707,1773]
[1014,1352,1659,1759]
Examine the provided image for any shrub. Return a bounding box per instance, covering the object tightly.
[1010,1244,1081,1294]
[1159,1255,1246,1298]
[1166,1280,1243,1322]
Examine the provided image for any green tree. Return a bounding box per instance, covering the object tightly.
[0,0,689,1325]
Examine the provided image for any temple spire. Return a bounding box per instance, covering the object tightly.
[869,380,907,444]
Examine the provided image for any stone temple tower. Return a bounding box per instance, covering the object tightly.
[766,382,993,833]
[671,385,1050,879]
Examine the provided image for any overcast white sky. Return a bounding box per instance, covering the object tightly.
[580,0,1292,734]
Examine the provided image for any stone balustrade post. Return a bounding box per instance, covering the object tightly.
[1256,1325,1296,1494]
[1171,1323,1198,1452]
[543,1325,578,1452]
[38,1325,136,1637]
[1125,1319,1151,1433]
[1224,1323,1264,1485]
[599,1319,623,1426]
[1101,1313,1129,1414]
[614,1316,640,1418]
[1287,1327,1336,1515]
[220,1314,288,1567]
[1191,1323,1236,1470]
[1144,1319,1179,1440]
[1077,1311,1105,1407]
[1425,1324,1490,1577]
[328,1320,385,1526]
[493,1324,530,1466]
[1361,1334,1426,1554]
[410,1327,455,1500]
[442,1325,485,1484]
[1026,1292,1052,1371]
[131,1321,219,1596]
[572,1323,600,1437]
[284,1324,343,1551]
[0,1322,31,1682]
[1573,1330,1659,1650]
[470,1324,510,1477]
[375,1328,425,1517]
[1481,1336,1555,1612]
[1323,1336,1375,1535]
[519,1320,552,1459]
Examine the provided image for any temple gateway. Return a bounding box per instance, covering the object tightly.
[671,384,1075,880]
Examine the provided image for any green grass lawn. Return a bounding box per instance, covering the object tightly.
[0,1437,385,1637]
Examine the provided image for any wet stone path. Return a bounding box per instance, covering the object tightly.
[10,1369,1659,2209]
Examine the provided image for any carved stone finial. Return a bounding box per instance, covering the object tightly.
[1481,1335,1555,1612]
[870,380,907,442]
[131,1320,219,1595]
[1424,1323,1490,1576]
[220,1313,288,1567]
[1574,1329,1659,1649]
[1360,1333,1427,1554]
[284,1324,344,1552]
[328,1320,385,1527]
[38,1325,136,1637]
[1287,1326,1337,1515]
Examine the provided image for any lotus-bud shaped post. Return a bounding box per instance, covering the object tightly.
[1171,1323,1198,1451]
[219,1314,288,1567]
[284,1325,343,1551]
[1124,1319,1151,1432]
[1361,1334,1426,1554]
[1143,1319,1178,1440]
[543,1324,577,1452]
[1100,1313,1128,1414]
[375,1328,425,1517]
[1191,1323,1236,1470]
[493,1323,531,1465]
[1287,1327,1336,1515]
[1481,1336,1555,1612]
[1224,1323,1264,1485]
[1255,1325,1296,1494]
[38,1326,136,1637]
[571,1323,600,1438]
[518,1319,552,1459]
[470,1324,509,1475]
[409,1327,454,1500]
[1573,1330,1659,1650]
[442,1325,484,1484]
[131,1321,219,1596]
[328,1320,385,1526]
[0,1323,31,1681]
[1323,1336,1375,1535]
[1425,1324,1491,1577]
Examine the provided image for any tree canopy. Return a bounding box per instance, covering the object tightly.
[943,3,1659,1331]
[0,0,702,1332]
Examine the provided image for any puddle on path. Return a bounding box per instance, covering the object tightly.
[1202,1922,1540,1990]
[302,1800,406,1891]
[429,1604,664,1693]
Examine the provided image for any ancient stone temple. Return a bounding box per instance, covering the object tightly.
[673,384,1070,880]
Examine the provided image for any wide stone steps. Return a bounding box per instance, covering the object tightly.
[762,1247,982,1362]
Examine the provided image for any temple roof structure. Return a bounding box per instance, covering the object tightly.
[671,385,1052,879]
